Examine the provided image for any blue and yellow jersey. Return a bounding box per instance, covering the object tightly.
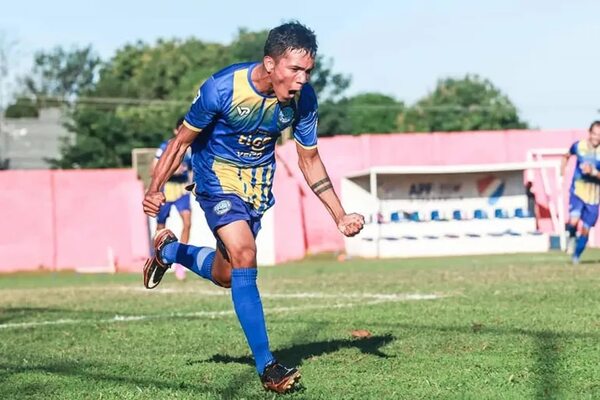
[569,140,600,205]
[155,140,193,202]
[183,62,318,214]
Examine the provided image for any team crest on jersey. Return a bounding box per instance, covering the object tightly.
[213,200,232,216]
[277,105,295,129]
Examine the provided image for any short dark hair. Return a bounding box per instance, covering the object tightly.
[589,120,600,131]
[264,21,318,59]
[175,116,185,129]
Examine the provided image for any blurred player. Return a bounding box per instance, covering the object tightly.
[141,21,364,393]
[561,120,600,264]
[152,116,192,280]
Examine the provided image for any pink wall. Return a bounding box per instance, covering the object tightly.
[0,129,591,273]
[274,129,588,254]
[0,169,148,273]
[0,171,54,272]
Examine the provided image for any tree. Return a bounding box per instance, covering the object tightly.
[50,29,353,168]
[23,45,101,105]
[398,74,528,132]
[4,97,39,118]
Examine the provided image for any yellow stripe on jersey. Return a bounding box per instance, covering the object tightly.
[212,159,274,211]
[257,164,275,212]
[232,69,277,119]
[163,182,188,202]
[574,180,600,205]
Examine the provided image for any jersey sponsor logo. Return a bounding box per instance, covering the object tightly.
[237,133,274,158]
[237,106,251,117]
[213,200,232,216]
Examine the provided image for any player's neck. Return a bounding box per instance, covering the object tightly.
[251,63,275,97]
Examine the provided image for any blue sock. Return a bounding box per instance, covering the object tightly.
[574,235,589,258]
[231,268,274,375]
[565,223,577,238]
[161,242,216,282]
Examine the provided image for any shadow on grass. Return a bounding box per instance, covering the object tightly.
[0,359,215,397]
[365,321,599,400]
[193,334,395,369]
[0,307,76,324]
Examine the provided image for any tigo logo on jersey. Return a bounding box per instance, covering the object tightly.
[477,175,505,205]
[213,200,232,216]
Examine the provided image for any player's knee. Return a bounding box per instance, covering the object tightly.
[213,272,231,288]
[228,245,257,267]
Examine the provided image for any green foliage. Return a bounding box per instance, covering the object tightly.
[24,45,101,103]
[40,30,351,168]
[399,74,528,132]
[319,93,403,136]
[4,97,39,118]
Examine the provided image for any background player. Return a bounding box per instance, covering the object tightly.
[152,116,193,280]
[561,120,600,264]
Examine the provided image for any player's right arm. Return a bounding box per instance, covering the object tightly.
[143,126,200,217]
[143,76,221,217]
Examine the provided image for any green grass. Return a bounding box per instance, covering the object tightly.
[1,250,600,399]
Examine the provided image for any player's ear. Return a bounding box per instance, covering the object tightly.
[264,56,275,74]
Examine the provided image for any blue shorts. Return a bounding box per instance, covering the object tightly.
[156,194,191,224]
[569,193,599,229]
[196,192,262,248]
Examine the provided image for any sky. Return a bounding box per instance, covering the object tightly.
[1,0,599,129]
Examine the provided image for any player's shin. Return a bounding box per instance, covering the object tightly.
[231,268,275,375]
[161,242,217,282]
[574,234,589,259]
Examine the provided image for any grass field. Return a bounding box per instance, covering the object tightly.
[1,250,600,399]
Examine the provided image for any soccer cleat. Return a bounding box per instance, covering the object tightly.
[565,236,576,255]
[143,229,178,289]
[260,361,301,394]
[572,256,580,266]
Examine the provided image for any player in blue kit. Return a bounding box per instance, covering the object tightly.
[152,116,193,280]
[561,120,600,264]
[142,21,364,393]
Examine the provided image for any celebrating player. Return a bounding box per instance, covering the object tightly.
[142,21,364,393]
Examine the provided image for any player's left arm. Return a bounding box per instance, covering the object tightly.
[296,145,364,237]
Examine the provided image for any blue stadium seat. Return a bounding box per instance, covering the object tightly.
[390,212,401,222]
[494,208,508,218]
[473,209,488,219]
[514,208,530,218]
[409,212,420,222]
[452,210,462,220]
[430,210,441,221]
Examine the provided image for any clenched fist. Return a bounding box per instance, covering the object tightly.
[337,213,365,237]
[143,191,166,217]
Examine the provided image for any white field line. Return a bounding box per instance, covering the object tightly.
[0,293,442,330]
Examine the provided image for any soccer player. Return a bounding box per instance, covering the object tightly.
[561,120,600,264]
[141,21,364,393]
[152,116,193,280]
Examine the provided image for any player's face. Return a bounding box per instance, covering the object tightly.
[589,126,600,147]
[265,49,315,102]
